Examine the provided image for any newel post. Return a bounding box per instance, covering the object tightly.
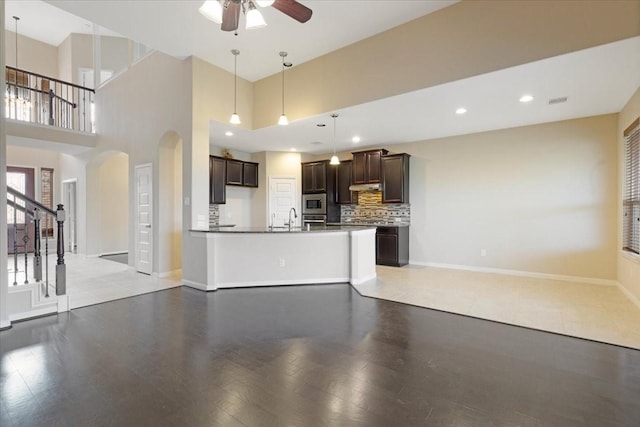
[55,204,66,296]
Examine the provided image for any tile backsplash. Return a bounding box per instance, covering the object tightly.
[341,190,410,224]
[209,204,220,228]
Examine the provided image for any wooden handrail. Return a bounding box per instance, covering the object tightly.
[7,186,56,216]
[6,65,95,93]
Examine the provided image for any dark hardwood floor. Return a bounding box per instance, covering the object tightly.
[1,284,639,426]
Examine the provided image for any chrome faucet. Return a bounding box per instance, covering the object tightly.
[288,208,298,231]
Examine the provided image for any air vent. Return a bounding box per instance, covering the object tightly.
[310,141,324,145]
[549,97,568,105]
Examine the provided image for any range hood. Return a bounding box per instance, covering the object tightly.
[349,183,382,191]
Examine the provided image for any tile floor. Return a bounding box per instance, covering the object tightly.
[8,253,181,310]
[8,254,640,349]
[358,265,640,349]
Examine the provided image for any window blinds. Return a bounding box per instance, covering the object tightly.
[623,118,640,254]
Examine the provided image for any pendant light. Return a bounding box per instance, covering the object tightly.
[278,51,291,126]
[330,113,340,165]
[230,49,241,125]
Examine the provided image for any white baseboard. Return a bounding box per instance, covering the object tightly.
[217,277,350,289]
[182,279,211,291]
[9,305,57,322]
[99,250,128,257]
[57,295,70,313]
[158,269,182,279]
[0,319,11,329]
[409,260,618,287]
[616,281,640,310]
[350,273,377,285]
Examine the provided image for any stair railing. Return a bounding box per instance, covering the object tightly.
[6,186,66,297]
[5,66,95,133]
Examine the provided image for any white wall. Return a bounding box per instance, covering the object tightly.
[59,153,87,254]
[618,87,640,305]
[1,0,10,329]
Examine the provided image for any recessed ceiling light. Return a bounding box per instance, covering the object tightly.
[352,136,361,143]
[456,108,467,115]
[290,148,296,152]
[520,95,534,103]
[225,131,233,136]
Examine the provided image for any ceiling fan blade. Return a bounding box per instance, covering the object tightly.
[221,2,240,31]
[272,0,313,23]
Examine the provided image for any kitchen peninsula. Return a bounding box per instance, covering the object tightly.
[183,226,376,291]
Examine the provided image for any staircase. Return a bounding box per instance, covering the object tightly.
[6,186,68,321]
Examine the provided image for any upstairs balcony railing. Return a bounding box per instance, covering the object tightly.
[5,66,96,134]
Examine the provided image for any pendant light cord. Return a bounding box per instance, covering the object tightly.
[333,114,337,155]
[14,16,19,68]
[234,53,237,114]
[281,57,285,115]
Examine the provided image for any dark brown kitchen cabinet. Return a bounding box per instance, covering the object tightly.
[302,161,327,194]
[376,226,409,267]
[242,162,259,187]
[335,160,354,204]
[226,160,244,186]
[226,159,259,187]
[209,156,227,204]
[352,149,388,184]
[382,153,410,203]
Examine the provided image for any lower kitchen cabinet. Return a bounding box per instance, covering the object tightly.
[376,226,409,266]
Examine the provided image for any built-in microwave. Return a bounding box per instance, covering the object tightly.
[302,193,327,215]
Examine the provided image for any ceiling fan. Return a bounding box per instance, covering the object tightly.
[199,0,313,32]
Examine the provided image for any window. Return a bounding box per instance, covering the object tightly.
[623,118,640,255]
[41,168,54,237]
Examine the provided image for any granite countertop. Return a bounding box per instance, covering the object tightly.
[192,225,377,234]
[327,222,410,227]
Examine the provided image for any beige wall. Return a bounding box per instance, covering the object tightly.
[97,153,129,253]
[5,30,58,77]
[321,114,619,280]
[618,87,640,304]
[253,0,640,128]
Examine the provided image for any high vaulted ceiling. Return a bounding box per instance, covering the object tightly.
[27,0,458,82]
[4,1,640,155]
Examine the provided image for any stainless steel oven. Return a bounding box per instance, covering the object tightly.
[302,193,327,215]
[302,214,326,227]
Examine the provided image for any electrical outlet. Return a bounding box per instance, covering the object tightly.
[279,258,285,267]
[480,249,487,257]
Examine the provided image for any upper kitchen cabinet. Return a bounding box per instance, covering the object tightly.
[210,156,227,204]
[302,161,327,193]
[352,149,389,184]
[226,159,244,186]
[381,153,410,203]
[242,162,259,188]
[226,159,259,187]
[335,160,354,204]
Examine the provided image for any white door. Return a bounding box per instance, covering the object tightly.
[269,177,298,227]
[63,180,77,253]
[135,164,153,275]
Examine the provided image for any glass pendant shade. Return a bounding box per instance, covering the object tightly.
[330,155,340,165]
[246,6,267,29]
[278,114,288,126]
[230,113,241,124]
[256,0,275,6]
[199,1,223,23]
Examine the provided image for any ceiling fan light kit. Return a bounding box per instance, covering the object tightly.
[199,0,312,33]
